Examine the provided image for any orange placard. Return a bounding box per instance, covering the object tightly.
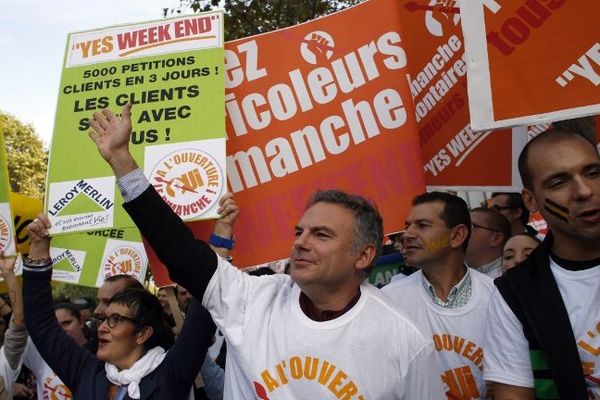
[217,0,426,267]
[462,0,600,130]
[397,0,521,190]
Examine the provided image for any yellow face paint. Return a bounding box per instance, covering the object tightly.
[423,234,452,251]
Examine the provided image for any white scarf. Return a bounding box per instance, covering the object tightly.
[105,346,166,399]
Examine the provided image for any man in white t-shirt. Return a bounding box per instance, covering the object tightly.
[86,104,442,399]
[485,129,600,399]
[383,192,494,399]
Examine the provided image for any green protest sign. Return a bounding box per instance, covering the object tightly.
[0,132,16,256]
[46,11,226,235]
[9,191,146,287]
[50,228,147,287]
[369,253,406,288]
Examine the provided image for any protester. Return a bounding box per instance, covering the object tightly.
[485,130,600,399]
[501,234,540,273]
[490,192,539,237]
[95,275,223,400]
[175,285,192,313]
[23,302,87,399]
[95,274,144,319]
[0,254,29,400]
[466,207,511,279]
[87,103,442,399]
[23,214,216,400]
[157,287,176,330]
[383,192,494,399]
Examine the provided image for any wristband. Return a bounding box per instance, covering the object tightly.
[23,256,52,266]
[209,233,235,250]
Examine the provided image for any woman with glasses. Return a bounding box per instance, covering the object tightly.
[22,214,216,400]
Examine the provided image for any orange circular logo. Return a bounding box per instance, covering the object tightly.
[102,246,144,279]
[0,215,12,253]
[150,149,223,218]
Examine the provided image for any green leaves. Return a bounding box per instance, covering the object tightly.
[0,112,47,198]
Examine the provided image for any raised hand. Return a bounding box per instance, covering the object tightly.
[214,192,240,238]
[26,213,52,260]
[88,103,138,178]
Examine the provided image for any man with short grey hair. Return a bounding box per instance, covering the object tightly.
[87,104,442,399]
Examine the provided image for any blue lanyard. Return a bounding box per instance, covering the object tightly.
[114,386,128,400]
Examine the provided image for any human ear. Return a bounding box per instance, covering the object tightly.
[450,225,469,250]
[522,189,538,213]
[135,326,154,346]
[355,244,377,271]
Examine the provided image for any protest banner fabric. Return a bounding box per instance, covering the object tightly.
[461,0,600,130]
[397,0,524,191]
[0,133,16,256]
[46,11,226,235]
[219,0,426,267]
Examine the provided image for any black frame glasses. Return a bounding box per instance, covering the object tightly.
[472,223,499,233]
[490,205,515,212]
[97,313,137,329]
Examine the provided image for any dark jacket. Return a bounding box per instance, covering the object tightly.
[123,185,218,301]
[495,234,588,400]
[23,267,215,400]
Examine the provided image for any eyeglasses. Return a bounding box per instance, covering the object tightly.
[490,205,515,212]
[472,223,499,233]
[97,313,137,329]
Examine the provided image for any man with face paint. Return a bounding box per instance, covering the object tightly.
[383,192,495,399]
[484,130,600,400]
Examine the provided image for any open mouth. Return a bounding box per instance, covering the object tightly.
[578,209,600,222]
[98,338,110,347]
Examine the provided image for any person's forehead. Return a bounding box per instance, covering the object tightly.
[106,302,132,317]
[528,136,599,180]
[99,280,128,299]
[470,210,488,223]
[55,309,74,321]
[506,235,537,249]
[491,194,510,206]
[299,202,355,229]
[408,201,444,221]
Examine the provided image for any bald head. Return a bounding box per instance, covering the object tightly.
[518,130,598,190]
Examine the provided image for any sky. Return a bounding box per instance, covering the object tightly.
[0,0,192,147]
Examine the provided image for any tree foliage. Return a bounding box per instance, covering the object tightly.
[165,0,364,41]
[52,282,99,305]
[0,112,47,198]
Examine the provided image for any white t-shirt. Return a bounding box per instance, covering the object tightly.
[0,345,22,399]
[202,258,442,399]
[383,269,494,399]
[484,259,600,397]
[23,339,73,400]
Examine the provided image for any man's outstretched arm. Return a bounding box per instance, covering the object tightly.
[89,104,239,300]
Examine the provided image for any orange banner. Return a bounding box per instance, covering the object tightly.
[148,0,426,272]
[398,0,521,189]
[462,0,600,130]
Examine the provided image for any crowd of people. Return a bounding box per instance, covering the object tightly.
[0,103,597,399]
